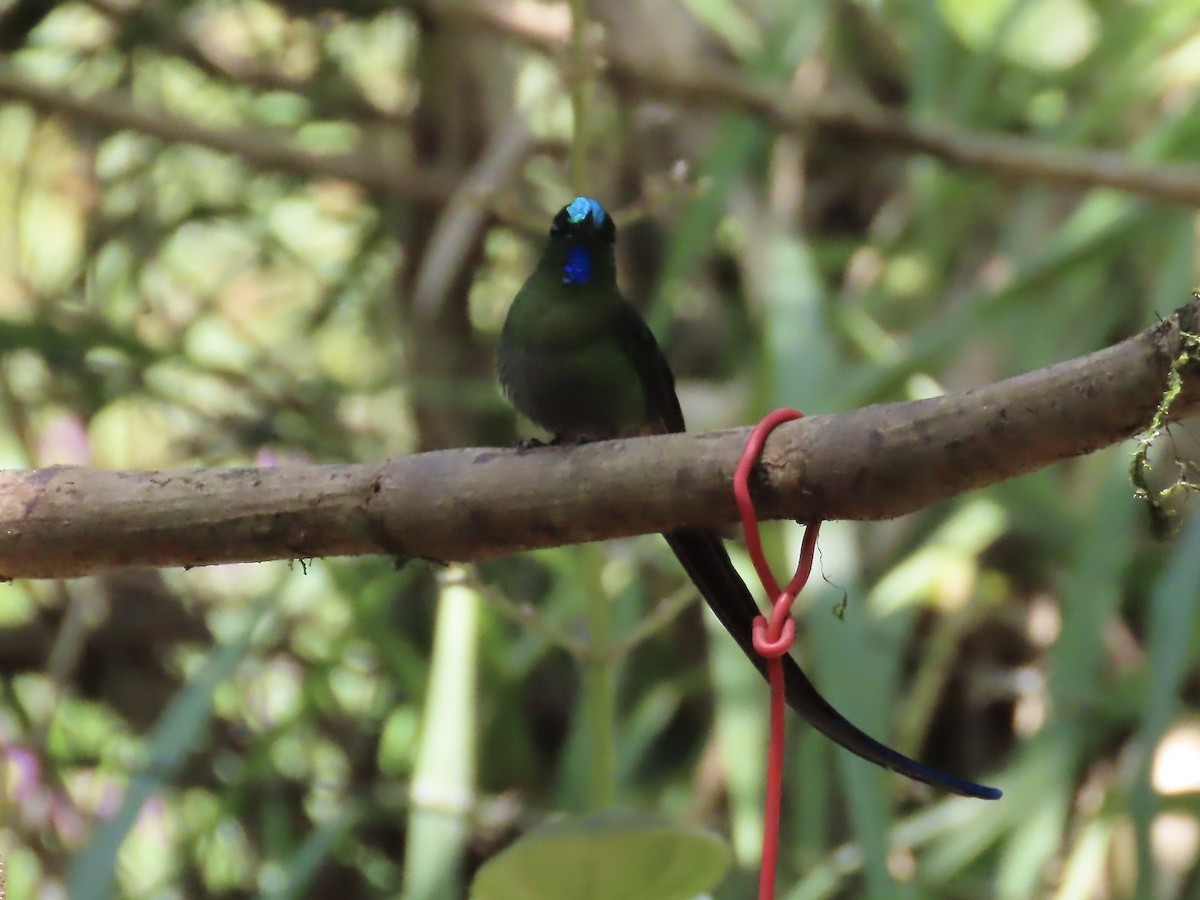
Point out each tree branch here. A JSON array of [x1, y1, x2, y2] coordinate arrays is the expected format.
[[440, 0, 1200, 207], [0, 68, 460, 201], [2, 298, 1198, 580]]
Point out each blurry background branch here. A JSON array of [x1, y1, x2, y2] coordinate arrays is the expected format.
[[3, 295, 1197, 580], [3, 1, 1200, 207], [0, 67, 461, 200]]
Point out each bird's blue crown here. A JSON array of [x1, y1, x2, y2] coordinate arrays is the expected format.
[[566, 196, 607, 225]]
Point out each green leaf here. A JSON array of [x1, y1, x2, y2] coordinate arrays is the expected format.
[[940, 0, 1098, 71], [67, 594, 272, 900], [470, 812, 731, 900]]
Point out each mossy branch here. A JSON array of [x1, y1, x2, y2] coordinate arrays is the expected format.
[[1130, 308, 1200, 536]]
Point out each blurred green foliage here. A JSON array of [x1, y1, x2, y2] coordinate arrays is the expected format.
[[1, 0, 1200, 897]]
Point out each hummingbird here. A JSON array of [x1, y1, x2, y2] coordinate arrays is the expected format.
[[498, 196, 1000, 800]]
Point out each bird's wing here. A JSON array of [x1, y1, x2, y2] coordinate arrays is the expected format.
[[615, 299, 685, 435]]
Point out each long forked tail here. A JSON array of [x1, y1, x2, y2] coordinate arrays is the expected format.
[[663, 527, 1002, 800]]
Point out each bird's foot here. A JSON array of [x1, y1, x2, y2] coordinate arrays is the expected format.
[[550, 434, 600, 448], [513, 434, 601, 452], [513, 436, 548, 452]]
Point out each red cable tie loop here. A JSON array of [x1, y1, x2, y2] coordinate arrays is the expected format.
[[733, 409, 803, 599], [787, 521, 821, 598], [735, 408, 818, 900], [752, 613, 795, 658]]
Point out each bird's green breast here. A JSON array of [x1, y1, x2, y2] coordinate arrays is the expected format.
[[498, 277, 650, 438]]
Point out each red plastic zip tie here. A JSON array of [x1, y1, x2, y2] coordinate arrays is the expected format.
[[733, 408, 821, 900]]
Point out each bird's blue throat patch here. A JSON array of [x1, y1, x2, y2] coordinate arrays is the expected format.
[[563, 244, 592, 284], [566, 196, 606, 225]]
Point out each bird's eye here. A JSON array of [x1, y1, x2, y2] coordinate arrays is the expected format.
[[550, 209, 569, 237]]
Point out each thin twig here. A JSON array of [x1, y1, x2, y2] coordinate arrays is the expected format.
[[442, 567, 585, 658], [411, 120, 538, 318], [565, 0, 592, 193], [610, 581, 698, 658]]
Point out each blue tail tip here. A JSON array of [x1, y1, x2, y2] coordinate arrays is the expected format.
[[900, 755, 1002, 799], [942, 774, 1002, 800]]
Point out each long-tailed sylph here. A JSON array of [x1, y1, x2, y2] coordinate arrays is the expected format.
[[498, 196, 1000, 799]]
